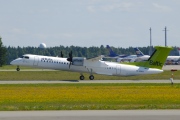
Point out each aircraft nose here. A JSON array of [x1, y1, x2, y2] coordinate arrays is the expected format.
[[10, 58, 21, 65], [10, 60, 17, 65]]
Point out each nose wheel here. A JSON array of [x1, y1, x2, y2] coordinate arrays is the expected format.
[[16, 66, 20, 71]]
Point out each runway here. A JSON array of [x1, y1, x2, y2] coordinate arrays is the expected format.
[[163, 65, 180, 70], [0, 80, 180, 84], [0, 110, 180, 120]]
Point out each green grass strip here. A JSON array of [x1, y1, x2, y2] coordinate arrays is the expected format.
[[0, 70, 179, 80]]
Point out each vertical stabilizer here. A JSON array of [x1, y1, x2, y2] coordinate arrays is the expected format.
[[134, 47, 144, 57], [126, 46, 172, 69], [178, 48, 180, 56], [106, 45, 118, 57]]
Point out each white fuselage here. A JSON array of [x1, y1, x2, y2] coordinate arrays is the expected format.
[[10, 54, 163, 77]]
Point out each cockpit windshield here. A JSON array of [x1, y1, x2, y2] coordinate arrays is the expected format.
[[21, 56, 29, 59]]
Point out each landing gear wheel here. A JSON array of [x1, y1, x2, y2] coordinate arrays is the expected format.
[[80, 75, 85, 80], [89, 75, 94, 80], [16, 68, 20, 71]]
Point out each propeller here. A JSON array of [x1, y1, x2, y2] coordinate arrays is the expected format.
[[67, 51, 73, 69], [60, 51, 64, 58]]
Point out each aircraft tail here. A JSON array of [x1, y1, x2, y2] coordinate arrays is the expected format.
[[178, 47, 180, 56], [134, 47, 144, 57], [126, 46, 172, 69], [106, 45, 118, 57]]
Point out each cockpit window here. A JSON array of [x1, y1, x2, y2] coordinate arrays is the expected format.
[[24, 56, 29, 59], [21, 56, 29, 59]]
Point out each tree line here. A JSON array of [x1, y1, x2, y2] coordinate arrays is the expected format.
[[0, 37, 179, 65], [5, 45, 179, 65]]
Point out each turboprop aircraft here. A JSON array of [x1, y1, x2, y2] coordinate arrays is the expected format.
[[10, 46, 172, 80]]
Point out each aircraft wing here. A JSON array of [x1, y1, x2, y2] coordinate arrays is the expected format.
[[86, 55, 104, 61]]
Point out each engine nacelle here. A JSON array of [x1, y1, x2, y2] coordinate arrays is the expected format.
[[72, 57, 85, 66]]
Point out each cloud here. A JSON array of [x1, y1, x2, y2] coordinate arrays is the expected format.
[[11, 28, 27, 34], [152, 3, 172, 12], [87, 6, 96, 13], [86, 1, 137, 13]]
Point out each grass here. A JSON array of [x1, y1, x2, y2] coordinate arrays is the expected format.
[[0, 65, 179, 80], [0, 70, 179, 80], [0, 83, 180, 110], [0, 65, 38, 70], [0, 65, 180, 111]]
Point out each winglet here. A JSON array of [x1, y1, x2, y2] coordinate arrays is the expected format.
[[125, 46, 172, 69]]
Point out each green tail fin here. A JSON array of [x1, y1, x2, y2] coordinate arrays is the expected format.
[[126, 46, 172, 69]]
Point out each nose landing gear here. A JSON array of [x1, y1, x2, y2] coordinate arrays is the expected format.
[[16, 66, 20, 71]]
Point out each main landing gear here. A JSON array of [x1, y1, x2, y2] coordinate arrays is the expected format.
[[80, 75, 85, 80], [89, 75, 94, 80], [79, 74, 94, 80]]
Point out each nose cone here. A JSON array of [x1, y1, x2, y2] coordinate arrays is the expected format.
[[10, 60, 17, 65], [10, 58, 21, 65]]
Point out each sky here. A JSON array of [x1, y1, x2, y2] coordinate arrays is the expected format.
[[0, 0, 180, 48]]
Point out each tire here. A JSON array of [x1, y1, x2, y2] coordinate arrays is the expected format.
[[80, 75, 84, 80], [89, 75, 94, 80], [16, 68, 20, 71]]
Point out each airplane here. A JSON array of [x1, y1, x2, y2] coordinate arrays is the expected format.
[[133, 47, 150, 62], [10, 46, 172, 80], [106, 45, 137, 62], [134, 47, 180, 64]]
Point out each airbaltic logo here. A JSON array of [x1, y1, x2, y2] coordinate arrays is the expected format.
[[149, 60, 163, 67]]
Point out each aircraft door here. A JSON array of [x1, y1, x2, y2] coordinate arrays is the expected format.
[[116, 65, 121, 75], [33, 56, 39, 66]]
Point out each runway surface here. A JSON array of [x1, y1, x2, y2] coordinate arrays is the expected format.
[[163, 65, 180, 70], [0, 110, 180, 120], [0, 80, 180, 84]]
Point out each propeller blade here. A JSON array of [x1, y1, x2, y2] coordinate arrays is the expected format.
[[69, 62, 72, 69], [69, 51, 72, 58], [60, 51, 63, 58], [67, 51, 73, 69]]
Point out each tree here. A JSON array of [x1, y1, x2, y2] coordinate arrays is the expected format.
[[0, 37, 7, 66]]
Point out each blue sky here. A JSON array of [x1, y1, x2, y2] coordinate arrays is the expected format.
[[0, 0, 180, 48]]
